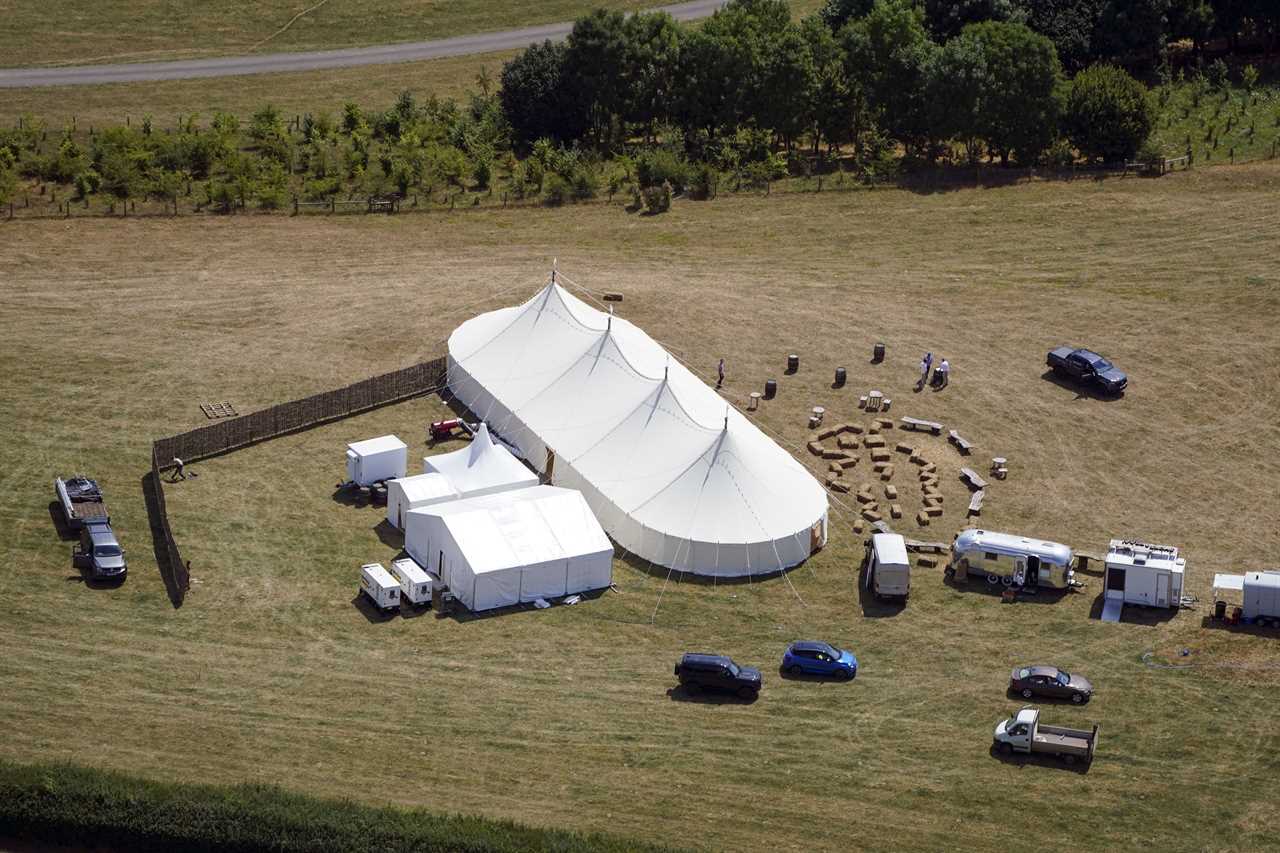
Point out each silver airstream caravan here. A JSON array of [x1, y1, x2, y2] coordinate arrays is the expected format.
[[948, 529, 1074, 589]]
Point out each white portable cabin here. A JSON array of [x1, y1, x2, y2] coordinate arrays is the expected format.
[[950, 528, 1074, 589], [1213, 570, 1280, 623], [359, 562, 400, 611], [423, 422, 538, 499], [866, 533, 910, 598], [389, 556, 438, 606], [404, 485, 613, 612], [1102, 539, 1185, 621], [346, 435, 408, 487], [385, 473, 458, 530]]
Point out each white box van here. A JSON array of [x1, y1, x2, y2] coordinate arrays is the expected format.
[[359, 562, 401, 611], [866, 533, 910, 599], [389, 557, 438, 606], [346, 435, 408, 487]]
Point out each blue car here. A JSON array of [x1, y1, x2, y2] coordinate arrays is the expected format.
[[782, 641, 857, 679]]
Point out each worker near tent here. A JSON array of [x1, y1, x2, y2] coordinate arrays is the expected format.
[[717, 358, 725, 389]]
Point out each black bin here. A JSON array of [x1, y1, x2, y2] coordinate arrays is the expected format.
[[764, 379, 778, 399], [1214, 600, 1227, 620], [786, 353, 800, 373], [834, 367, 847, 387], [872, 342, 886, 363]]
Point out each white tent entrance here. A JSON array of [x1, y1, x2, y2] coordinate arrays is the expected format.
[[447, 278, 828, 578]]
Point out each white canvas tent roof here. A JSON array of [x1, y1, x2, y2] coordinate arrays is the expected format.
[[423, 422, 539, 498], [406, 485, 613, 611], [386, 473, 459, 529], [446, 279, 828, 577]]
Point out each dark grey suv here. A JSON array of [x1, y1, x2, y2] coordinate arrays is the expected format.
[[674, 653, 762, 698]]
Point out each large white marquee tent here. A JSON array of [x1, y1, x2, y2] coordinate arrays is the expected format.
[[446, 279, 828, 577]]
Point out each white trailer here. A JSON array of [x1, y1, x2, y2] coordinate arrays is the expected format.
[[1101, 539, 1185, 622], [359, 562, 401, 612], [866, 533, 910, 599], [346, 435, 408, 487], [1213, 570, 1280, 627], [389, 556, 438, 606]]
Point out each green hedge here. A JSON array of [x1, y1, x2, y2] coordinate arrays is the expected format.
[[0, 760, 683, 853]]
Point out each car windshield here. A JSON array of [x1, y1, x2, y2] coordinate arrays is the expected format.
[[1017, 668, 1031, 679], [826, 646, 842, 658], [726, 661, 740, 676], [95, 545, 121, 557], [1056, 671, 1070, 685]]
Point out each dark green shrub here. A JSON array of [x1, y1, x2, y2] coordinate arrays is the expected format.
[[570, 168, 597, 200], [544, 174, 569, 205], [634, 148, 688, 191], [1063, 64, 1154, 163]]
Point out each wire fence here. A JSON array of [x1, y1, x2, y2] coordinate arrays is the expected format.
[[146, 354, 448, 605]]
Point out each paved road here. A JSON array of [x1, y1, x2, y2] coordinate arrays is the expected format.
[[0, 0, 723, 88]]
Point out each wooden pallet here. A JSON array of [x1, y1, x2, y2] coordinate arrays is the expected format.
[[200, 401, 238, 419]]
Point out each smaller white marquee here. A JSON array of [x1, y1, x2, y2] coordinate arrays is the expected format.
[[404, 485, 613, 612], [385, 473, 459, 530], [423, 422, 539, 499]]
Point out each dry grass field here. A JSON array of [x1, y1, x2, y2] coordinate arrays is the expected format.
[[2, 164, 1280, 852]]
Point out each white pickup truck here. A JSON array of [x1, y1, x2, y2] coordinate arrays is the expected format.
[[993, 707, 1098, 766]]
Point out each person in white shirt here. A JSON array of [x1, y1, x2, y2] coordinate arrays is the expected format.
[[935, 359, 950, 389]]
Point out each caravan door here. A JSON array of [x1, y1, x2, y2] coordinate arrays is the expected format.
[[1106, 567, 1125, 600], [1156, 572, 1170, 608]]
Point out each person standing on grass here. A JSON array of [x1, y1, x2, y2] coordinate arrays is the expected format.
[[937, 359, 950, 389], [918, 355, 930, 390], [717, 358, 726, 389], [172, 457, 186, 481]]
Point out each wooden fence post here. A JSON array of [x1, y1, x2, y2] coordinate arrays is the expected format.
[[293, 196, 298, 215]]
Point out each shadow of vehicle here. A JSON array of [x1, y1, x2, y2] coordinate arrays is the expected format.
[[666, 684, 759, 704], [1199, 615, 1280, 635], [1039, 369, 1125, 402], [1004, 687, 1090, 706], [332, 483, 371, 507], [988, 742, 1090, 774], [858, 551, 906, 618], [48, 501, 77, 541], [778, 665, 855, 683], [944, 571, 1071, 606], [1088, 593, 1179, 625], [351, 592, 398, 624]]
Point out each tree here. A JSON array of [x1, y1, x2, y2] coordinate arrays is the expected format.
[[927, 28, 993, 161], [759, 23, 817, 149], [842, 0, 939, 158], [965, 20, 1062, 165], [819, 0, 876, 31], [671, 28, 739, 147], [1063, 63, 1154, 163], [623, 12, 682, 140], [923, 0, 1021, 40], [1093, 0, 1172, 67], [800, 15, 859, 154], [499, 40, 585, 149], [564, 9, 632, 148], [1013, 0, 1104, 71]]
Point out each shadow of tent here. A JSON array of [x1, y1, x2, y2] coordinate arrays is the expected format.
[[373, 518, 404, 550], [614, 548, 792, 587], [140, 470, 185, 609]]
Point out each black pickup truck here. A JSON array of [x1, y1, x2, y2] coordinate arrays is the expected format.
[[1046, 347, 1128, 394]]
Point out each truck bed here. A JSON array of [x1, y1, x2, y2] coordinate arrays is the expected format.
[[1033, 724, 1096, 756], [56, 477, 110, 528]]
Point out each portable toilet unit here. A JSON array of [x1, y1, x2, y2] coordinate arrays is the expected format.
[[359, 562, 401, 611], [1102, 539, 1185, 620], [1243, 571, 1280, 622], [385, 473, 459, 530], [389, 556, 438, 606], [346, 435, 408, 487], [866, 533, 910, 599]]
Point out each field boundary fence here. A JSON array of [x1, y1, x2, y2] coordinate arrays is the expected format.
[[146, 354, 448, 605]]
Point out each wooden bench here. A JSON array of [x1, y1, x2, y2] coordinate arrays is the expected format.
[[967, 490, 986, 516], [872, 520, 894, 535], [960, 467, 989, 491], [905, 539, 948, 554], [948, 430, 974, 455], [900, 417, 943, 435]]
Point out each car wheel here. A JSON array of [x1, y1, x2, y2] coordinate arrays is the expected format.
[[840, 669, 854, 681], [986, 574, 1000, 585], [788, 664, 803, 676], [738, 687, 757, 699], [1001, 576, 1014, 587], [685, 682, 700, 695], [1063, 754, 1077, 766], [1021, 688, 1034, 699], [999, 742, 1013, 755], [1071, 693, 1085, 704]]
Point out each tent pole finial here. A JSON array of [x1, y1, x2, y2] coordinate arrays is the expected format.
[[551, 257, 557, 283], [607, 304, 613, 331]]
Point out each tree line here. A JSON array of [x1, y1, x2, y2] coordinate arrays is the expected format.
[[501, 0, 1277, 167]]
